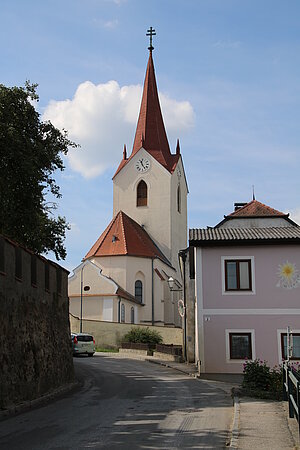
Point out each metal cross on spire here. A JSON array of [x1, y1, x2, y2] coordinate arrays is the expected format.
[[146, 26, 156, 51]]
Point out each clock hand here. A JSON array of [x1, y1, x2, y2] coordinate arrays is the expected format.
[[140, 160, 145, 169]]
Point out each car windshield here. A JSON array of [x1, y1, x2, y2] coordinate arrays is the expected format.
[[77, 335, 93, 342]]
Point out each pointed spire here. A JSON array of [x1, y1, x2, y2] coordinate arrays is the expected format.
[[123, 144, 127, 160], [131, 47, 172, 167], [176, 139, 180, 155], [252, 185, 256, 201]]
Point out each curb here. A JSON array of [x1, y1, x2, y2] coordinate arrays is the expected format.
[[228, 394, 240, 449], [0, 381, 79, 421], [146, 358, 198, 378]]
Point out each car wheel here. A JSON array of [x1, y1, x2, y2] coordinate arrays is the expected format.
[[87, 353, 94, 357]]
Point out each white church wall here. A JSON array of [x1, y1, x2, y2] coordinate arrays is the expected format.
[[113, 149, 172, 261]]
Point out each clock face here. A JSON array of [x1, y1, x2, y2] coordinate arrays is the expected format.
[[135, 157, 150, 173], [177, 167, 182, 178]]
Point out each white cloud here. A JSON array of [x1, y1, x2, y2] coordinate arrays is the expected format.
[[289, 208, 300, 226], [43, 80, 194, 178], [92, 18, 119, 29]]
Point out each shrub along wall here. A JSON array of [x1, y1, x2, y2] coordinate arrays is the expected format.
[[70, 314, 183, 348], [0, 236, 74, 409]]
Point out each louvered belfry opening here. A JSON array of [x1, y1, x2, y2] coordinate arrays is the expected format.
[[137, 180, 147, 207]]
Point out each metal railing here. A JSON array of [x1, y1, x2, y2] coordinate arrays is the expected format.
[[283, 361, 300, 436]]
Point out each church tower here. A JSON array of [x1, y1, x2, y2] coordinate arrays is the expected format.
[[69, 30, 188, 328], [113, 32, 188, 271]]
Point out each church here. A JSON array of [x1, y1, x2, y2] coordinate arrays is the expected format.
[[69, 33, 188, 328]]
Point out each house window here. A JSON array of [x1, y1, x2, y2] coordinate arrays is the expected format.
[[177, 185, 181, 213], [137, 180, 147, 207], [121, 304, 125, 323], [45, 262, 50, 291], [225, 259, 252, 291], [15, 247, 22, 280], [0, 237, 4, 273], [31, 255, 37, 286], [131, 307, 135, 324], [135, 280, 143, 303], [229, 332, 252, 359], [281, 333, 300, 360]]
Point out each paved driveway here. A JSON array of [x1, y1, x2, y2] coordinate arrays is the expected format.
[[0, 355, 233, 449]]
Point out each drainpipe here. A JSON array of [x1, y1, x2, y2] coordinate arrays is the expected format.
[[151, 258, 154, 326], [179, 249, 187, 362], [118, 297, 121, 323]]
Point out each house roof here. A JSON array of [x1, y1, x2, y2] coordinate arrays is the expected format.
[[214, 199, 298, 228], [113, 50, 179, 178], [85, 210, 171, 265], [228, 200, 287, 218], [189, 226, 300, 247]]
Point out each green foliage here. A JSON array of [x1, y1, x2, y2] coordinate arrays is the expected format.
[[123, 327, 163, 346], [242, 359, 283, 399], [0, 82, 78, 259]]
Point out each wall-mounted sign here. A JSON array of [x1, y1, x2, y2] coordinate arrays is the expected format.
[[277, 261, 300, 290], [178, 299, 185, 317]]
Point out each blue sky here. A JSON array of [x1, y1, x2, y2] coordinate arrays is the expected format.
[[1, 0, 300, 271]]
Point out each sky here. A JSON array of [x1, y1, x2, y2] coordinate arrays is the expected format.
[[1, 0, 300, 271]]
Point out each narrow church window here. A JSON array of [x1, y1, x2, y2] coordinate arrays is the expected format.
[[135, 280, 143, 303], [177, 185, 181, 213], [121, 304, 125, 323], [131, 307, 135, 324], [137, 180, 147, 207]]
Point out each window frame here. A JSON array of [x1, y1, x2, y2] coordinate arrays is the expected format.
[[135, 280, 143, 303], [177, 184, 181, 213], [225, 329, 255, 363], [136, 180, 148, 207], [221, 256, 255, 296], [131, 307, 135, 324], [225, 259, 252, 291], [280, 333, 300, 361], [121, 304, 125, 323], [229, 332, 252, 360]]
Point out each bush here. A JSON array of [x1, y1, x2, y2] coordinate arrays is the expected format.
[[242, 359, 283, 400], [123, 327, 163, 346]]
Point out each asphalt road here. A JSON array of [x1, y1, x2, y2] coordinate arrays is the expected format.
[[0, 356, 233, 449]]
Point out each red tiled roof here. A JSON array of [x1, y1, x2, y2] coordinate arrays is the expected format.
[[113, 51, 179, 178], [85, 210, 170, 264], [228, 200, 287, 218]]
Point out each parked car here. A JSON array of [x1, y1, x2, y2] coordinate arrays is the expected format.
[[71, 333, 95, 357]]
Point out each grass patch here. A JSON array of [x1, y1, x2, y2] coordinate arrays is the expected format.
[[96, 347, 119, 353]]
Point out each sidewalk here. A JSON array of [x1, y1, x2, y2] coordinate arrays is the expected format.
[[149, 359, 299, 449], [98, 353, 299, 449]]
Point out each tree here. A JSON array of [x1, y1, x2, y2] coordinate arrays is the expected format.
[[0, 82, 77, 260]]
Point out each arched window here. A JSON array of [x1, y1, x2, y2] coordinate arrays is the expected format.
[[131, 307, 135, 324], [135, 280, 143, 303], [137, 180, 147, 207], [177, 185, 181, 213], [121, 304, 125, 323]]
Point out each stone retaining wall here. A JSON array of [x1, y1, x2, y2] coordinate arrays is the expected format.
[[70, 314, 183, 348], [0, 235, 74, 409]]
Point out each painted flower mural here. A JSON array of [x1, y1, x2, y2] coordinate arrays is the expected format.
[[277, 261, 300, 289]]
